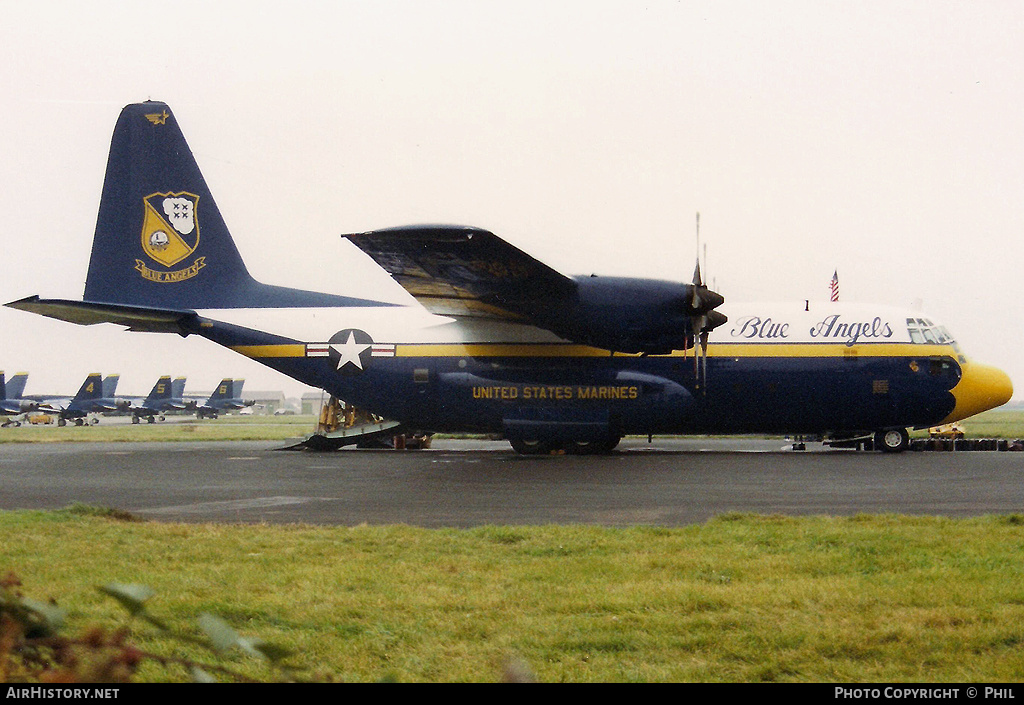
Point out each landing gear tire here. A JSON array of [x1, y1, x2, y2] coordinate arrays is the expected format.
[[509, 439, 555, 455], [566, 436, 622, 455], [510, 436, 622, 455], [875, 428, 910, 453], [58, 418, 67, 427]]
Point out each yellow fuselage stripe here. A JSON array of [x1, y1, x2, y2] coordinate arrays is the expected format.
[[231, 344, 307, 358]]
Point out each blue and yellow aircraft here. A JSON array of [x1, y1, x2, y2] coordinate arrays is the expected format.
[[34, 373, 130, 426], [130, 375, 187, 423], [0, 372, 33, 426], [195, 379, 248, 419], [6, 102, 1014, 452]]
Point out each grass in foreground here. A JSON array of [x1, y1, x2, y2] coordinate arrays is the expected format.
[[4, 508, 1024, 682]]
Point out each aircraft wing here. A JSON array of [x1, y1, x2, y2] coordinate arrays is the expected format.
[[343, 225, 578, 321], [92, 401, 124, 412], [35, 400, 69, 413]]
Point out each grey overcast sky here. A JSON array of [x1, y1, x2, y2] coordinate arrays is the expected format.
[[1, 0, 1021, 401]]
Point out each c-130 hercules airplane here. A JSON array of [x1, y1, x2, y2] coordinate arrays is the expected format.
[[7, 102, 1013, 453]]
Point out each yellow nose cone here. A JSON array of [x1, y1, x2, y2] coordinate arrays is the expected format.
[[943, 360, 1014, 423]]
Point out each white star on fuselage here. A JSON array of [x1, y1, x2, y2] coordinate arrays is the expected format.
[[331, 332, 371, 370]]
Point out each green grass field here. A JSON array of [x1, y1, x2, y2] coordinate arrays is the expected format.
[[948, 409, 1024, 440], [0, 414, 320, 443], [4, 409, 1024, 682], [4, 509, 1024, 682]]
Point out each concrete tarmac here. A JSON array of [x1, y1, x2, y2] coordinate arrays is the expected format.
[[1, 438, 1022, 526]]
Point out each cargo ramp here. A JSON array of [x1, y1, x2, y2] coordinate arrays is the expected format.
[[281, 396, 429, 451]]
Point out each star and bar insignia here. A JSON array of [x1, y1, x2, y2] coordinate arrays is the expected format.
[[306, 330, 395, 375]]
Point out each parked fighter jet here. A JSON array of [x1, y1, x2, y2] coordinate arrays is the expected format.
[[195, 379, 248, 419], [131, 375, 187, 423], [0, 372, 33, 426], [40, 373, 130, 426]]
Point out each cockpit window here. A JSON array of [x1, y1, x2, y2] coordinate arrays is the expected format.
[[906, 318, 957, 346]]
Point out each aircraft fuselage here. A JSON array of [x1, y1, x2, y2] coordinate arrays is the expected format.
[[9, 101, 1012, 452], [190, 301, 987, 443]]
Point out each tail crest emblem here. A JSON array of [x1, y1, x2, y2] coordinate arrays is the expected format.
[[135, 192, 207, 283]]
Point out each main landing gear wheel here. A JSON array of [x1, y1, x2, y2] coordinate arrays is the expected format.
[[875, 428, 910, 453], [565, 436, 622, 455], [509, 436, 622, 455], [509, 439, 555, 455]]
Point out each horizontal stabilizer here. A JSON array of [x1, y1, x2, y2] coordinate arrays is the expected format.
[[6, 296, 194, 333]]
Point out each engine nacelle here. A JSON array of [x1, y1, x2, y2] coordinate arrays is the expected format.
[[522, 275, 725, 354]]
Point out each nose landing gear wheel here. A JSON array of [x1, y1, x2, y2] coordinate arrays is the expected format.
[[875, 428, 910, 453]]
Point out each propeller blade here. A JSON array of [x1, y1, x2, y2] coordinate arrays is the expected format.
[[700, 329, 709, 391], [705, 309, 729, 332], [692, 313, 705, 389], [690, 260, 703, 309]]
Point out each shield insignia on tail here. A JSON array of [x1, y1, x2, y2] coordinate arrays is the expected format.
[[140, 192, 201, 267]]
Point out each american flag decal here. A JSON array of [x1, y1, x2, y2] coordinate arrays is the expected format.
[[830, 270, 840, 302]]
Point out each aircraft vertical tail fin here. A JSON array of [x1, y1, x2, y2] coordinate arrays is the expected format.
[[6, 373, 28, 400], [144, 376, 173, 405], [171, 377, 187, 400], [102, 374, 120, 398], [209, 378, 233, 404], [74, 374, 105, 402], [232, 379, 245, 400], [81, 102, 386, 312]]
